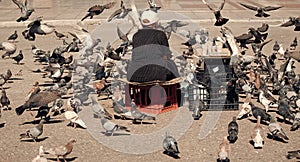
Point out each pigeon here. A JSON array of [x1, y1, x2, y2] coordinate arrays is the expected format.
[[0, 69, 12, 87], [12, 0, 35, 22], [248, 27, 269, 44], [268, 116, 289, 140], [228, 117, 238, 143], [273, 41, 280, 52], [217, 136, 230, 161], [291, 111, 300, 131], [130, 99, 156, 123], [54, 31, 67, 39], [0, 89, 10, 110], [32, 146, 47, 162], [100, 116, 130, 136], [202, 0, 228, 26], [51, 98, 64, 115], [234, 32, 254, 49], [237, 101, 252, 119], [251, 116, 265, 148], [191, 99, 204, 120], [290, 37, 298, 50], [64, 110, 87, 129], [148, 0, 161, 12], [280, 17, 300, 31], [20, 120, 44, 142], [277, 99, 295, 123], [11, 50, 23, 64], [25, 82, 41, 101], [23, 17, 55, 41], [258, 89, 277, 112], [81, 2, 116, 21], [35, 105, 50, 120], [112, 97, 132, 118], [0, 41, 17, 59], [163, 132, 180, 158], [107, 0, 132, 22], [44, 139, 76, 162], [91, 96, 113, 120], [239, 3, 283, 17], [286, 150, 300, 159], [15, 90, 62, 115], [8, 30, 18, 42], [252, 106, 271, 123]]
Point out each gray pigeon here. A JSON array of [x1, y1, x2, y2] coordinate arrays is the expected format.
[[91, 96, 113, 120], [0, 89, 10, 110], [278, 99, 294, 123], [163, 132, 180, 158], [280, 17, 300, 31], [20, 120, 44, 142], [286, 150, 300, 159], [100, 116, 130, 136], [252, 106, 271, 122], [130, 99, 156, 123], [191, 99, 204, 120], [112, 97, 132, 118], [12, 0, 35, 22], [268, 116, 289, 140]]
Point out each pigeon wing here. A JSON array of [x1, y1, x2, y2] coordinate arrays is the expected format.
[[202, 0, 215, 12], [239, 3, 258, 11], [263, 6, 283, 11], [103, 1, 116, 9], [257, 23, 269, 32], [12, 0, 25, 11], [219, 0, 225, 11], [107, 9, 122, 22], [280, 20, 294, 27], [88, 5, 104, 12], [235, 33, 253, 40]]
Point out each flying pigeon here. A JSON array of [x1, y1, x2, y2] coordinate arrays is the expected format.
[[12, 0, 35, 22], [239, 3, 283, 17], [280, 17, 300, 31], [107, 0, 132, 22], [81, 2, 116, 21], [202, 0, 228, 26]]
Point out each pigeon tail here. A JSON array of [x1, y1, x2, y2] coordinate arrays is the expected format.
[[81, 13, 90, 21], [15, 105, 26, 115]]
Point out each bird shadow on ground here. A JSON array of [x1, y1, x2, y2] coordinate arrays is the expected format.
[[163, 151, 180, 159], [66, 122, 86, 129], [12, 63, 25, 65], [47, 157, 77, 162], [0, 86, 11, 90], [0, 122, 5, 128], [8, 78, 24, 81], [267, 133, 289, 143], [98, 96, 112, 100], [19, 119, 64, 125], [39, 83, 55, 87], [248, 118, 269, 126], [276, 117, 293, 125], [237, 115, 249, 120], [20, 137, 48, 143], [249, 140, 264, 149], [100, 132, 131, 136], [132, 120, 156, 125], [217, 158, 230, 162]]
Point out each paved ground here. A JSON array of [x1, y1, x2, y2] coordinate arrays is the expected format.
[[0, 0, 299, 162]]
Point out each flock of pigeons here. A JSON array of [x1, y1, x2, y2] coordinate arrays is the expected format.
[[0, 0, 299, 161]]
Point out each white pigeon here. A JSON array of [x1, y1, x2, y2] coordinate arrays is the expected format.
[[237, 102, 252, 119], [64, 110, 87, 129], [32, 146, 47, 162]]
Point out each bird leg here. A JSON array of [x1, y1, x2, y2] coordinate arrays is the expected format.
[[74, 122, 77, 129], [56, 156, 60, 162]]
